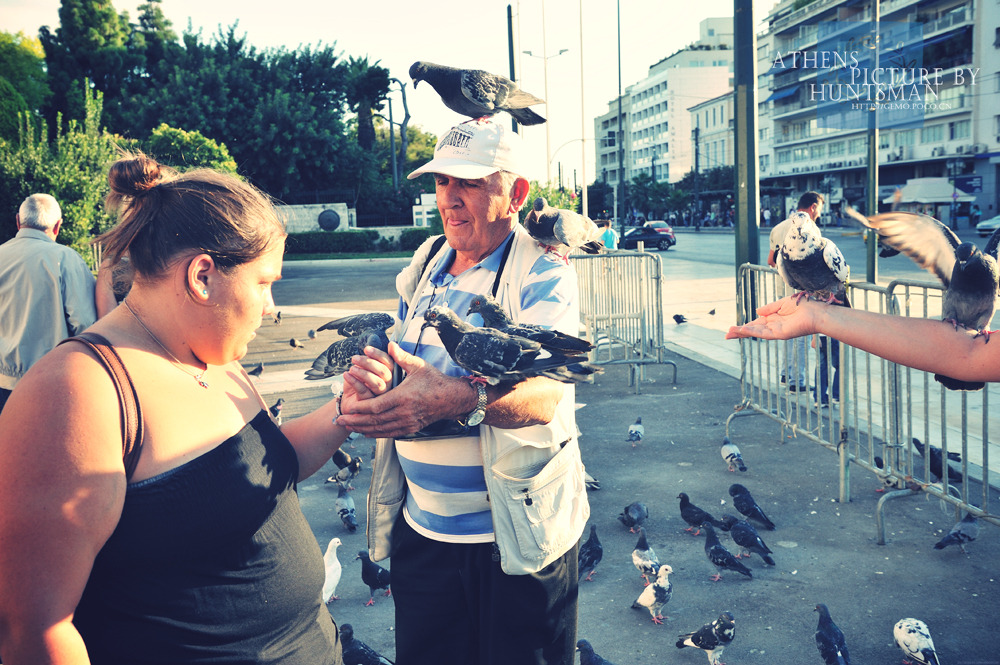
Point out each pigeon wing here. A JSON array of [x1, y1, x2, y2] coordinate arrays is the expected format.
[[460, 69, 504, 112], [822, 237, 850, 285], [318, 312, 393, 337], [845, 208, 959, 286]]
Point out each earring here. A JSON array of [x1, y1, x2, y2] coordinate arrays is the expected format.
[[202, 289, 208, 296]]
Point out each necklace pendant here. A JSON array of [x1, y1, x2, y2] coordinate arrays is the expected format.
[[195, 374, 209, 389]]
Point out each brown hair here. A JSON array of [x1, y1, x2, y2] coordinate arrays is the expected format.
[[97, 153, 285, 279], [796, 191, 825, 211]]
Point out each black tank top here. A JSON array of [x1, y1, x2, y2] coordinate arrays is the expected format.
[[74, 410, 340, 664]]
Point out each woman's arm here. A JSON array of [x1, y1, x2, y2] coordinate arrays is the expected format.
[[94, 259, 119, 320]]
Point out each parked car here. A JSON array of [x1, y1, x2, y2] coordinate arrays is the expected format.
[[975, 214, 1000, 237], [620, 221, 676, 251]]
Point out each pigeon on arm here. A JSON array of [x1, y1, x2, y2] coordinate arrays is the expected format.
[[466, 293, 594, 354], [777, 211, 851, 307], [409, 61, 546, 125]]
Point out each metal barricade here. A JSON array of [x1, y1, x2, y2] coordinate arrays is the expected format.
[[729, 263, 998, 543], [571, 250, 675, 394]]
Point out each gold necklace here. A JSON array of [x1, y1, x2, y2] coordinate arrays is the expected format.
[[122, 298, 210, 389]]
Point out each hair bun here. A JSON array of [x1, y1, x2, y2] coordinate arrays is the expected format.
[[107, 153, 164, 197]]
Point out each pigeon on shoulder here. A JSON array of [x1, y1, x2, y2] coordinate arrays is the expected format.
[[523, 197, 604, 258], [410, 61, 546, 126]]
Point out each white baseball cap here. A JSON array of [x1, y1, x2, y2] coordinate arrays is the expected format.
[[407, 119, 525, 180]]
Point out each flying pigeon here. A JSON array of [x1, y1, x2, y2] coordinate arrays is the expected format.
[[246, 362, 264, 378], [335, 485, 358, 533], [675, 611, 736, 665], [339, 623, 394, 665], [777, 210, 851, 306], [814, 603, 851, 665], [631, 527, 661, 585], [728, 483, 776, 530], [719, 515, 775, 565], [318, 312, 395, 338], [410, 61, 546, 125], [356, 551, 391, 606], [522, 197, 604, 257], [322, 537, 343, 603], [673, 314, 687, 324], [289, 337, 306, 348], [327, 448, 363, 490], [578, 524, 603, 582], [912, 438, 963, 484], [720, 436, 747, 472], [618, 501, 649, 533], [677, 492, 726, 535], [702, 523, 752, 581], [845, 207, 1000, 390], [627, 417, 644, 447], [268, 397, 285, 424], [934, 512, 979, 553], [421, 305, 597, 385], [632, 564, 673, 624], [894, 618, 941, 665], [576, 639, 618, 665], [466, 293, 594, 355], [305, 328, 391, 380]]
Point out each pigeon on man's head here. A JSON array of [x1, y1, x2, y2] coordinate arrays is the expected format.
[[702, 524, 752, 581], [467, 293, 593, 355], [335, 485, 358, 533], [618, 501, 649, 533], [777, 210, 851, 306], [322, 537, 343, 603], [675, 611, 736, 665], [631, 527, 660, 585], [845, 206, 1000, 390], [673, 313, 688, 324], [522, 197, 604, 258], [578, 524, 603, 582], [893, 618, 940, 665], [627, 417, 644, 447], [814, 603, 851, 665], [728, 483, 776, 530], [632, 564, 673, 624], [912, 438, 963, 484], [356, 551, 391, 606], [934, 512, 979, 553], [576, 639, 618, 665], [305, 313, 393, 381], [677, 492, 726, 535], [719, 515, 775, 565], [339, 623, 394, 665], [720, 436, 747, 472], [409, 61, 546, 125], [246, 362, 264, 378]]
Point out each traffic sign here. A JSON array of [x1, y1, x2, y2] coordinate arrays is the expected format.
[[954, 175, 983, 194]]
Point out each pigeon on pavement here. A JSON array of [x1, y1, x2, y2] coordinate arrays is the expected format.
[[618, 501, 649, 533], [632, 564, 673, 624], [702, 524, 752, 581], [720, 436, 747, 472], [675, 611, 736, 665], [578, 524, 603, 582], [729, 483, 776, 530], [246, 362, 264, 378], [673, 313, 688, 324], [631, 527, 660, 585], [522, 197, 604, 257], [272, 311, 282, 325], [322, 537, 343, 603], [845, 207, 1000, 390], [466, 293, 594, 355], [268, 397, 285, 425], [815, 604, 851, 665], [627, 417, 644, 447], [677, 492, 726, 535], [356, 551, 391, 606], [335, 485, 358, 533], [584, 470, 601, 491], [912, 438, 963, 484], [340, 623, 395, 665], [873, 455, 906, 492], [777, 210, 851, 306], [289, 337, 306, 348], [409, 61, 546, 125], [576, 639, 618, 665], [308, 329, 317, 340], [318, 312, 395, 338], [327, 448, 363, 490], [934, 512, 979, 553], [719, 515, 775, 565], [893, 618, 941, 665]]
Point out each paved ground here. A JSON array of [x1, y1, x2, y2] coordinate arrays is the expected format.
[[242, 258, 1000, 664]]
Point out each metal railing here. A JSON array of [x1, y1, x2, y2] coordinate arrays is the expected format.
[[729, 264, 998, 544]]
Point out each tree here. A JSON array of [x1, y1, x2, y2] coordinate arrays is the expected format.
[[0, 31, 52, 115], [344, 56, 390, 151], [142, 123, 238, 173], [0, 78, 30, 143], [521, 182, 580, 220]]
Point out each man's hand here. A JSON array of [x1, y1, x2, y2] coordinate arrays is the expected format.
[[340, 344, 394, 413]]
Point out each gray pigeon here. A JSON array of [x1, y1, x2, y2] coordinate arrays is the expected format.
[[729, 483, 776, 530], [934, 512, 979, 553], [246, 362, 264, 378], [627, 417, 644, 447], [409, 61, 546, 125], [912, 437, 963, 484], [305, 326, 391, 380], [318, 312, 395, 338], [340, 623, 394, 665], [719, 515, 775, 565], [702, 524, 752, 581], [631, 526, 660, 584], [326, 448, 363, 490], [618, 501, 649, 533], [578, 524, 603, 582], [720, 436, 747, 472], [466, 293, 594, 354], [576, 639, 618, 665], [632, 564, 673, 624], [893, 618, 940, 665], [268, 397, 285, 424], [845, 207, 1000, 390], [356, 551, 391, 606], [676, 611, 736, 665], [814, 603, 851, 665], [289, 337, 306, 348], [777, 210, 851, 306], [335, 485, 358, 533], [523, 197, 604, 257]]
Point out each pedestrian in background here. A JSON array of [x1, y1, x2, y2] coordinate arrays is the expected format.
[[598, 219, 619, 250]]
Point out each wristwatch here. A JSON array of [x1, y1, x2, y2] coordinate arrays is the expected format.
[[461, 382, 488, 427]]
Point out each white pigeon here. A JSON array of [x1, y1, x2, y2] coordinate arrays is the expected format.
[[627, 417, 644, 448], [894, 618, 940, 665], [777, 210, 851, 306], [322, 537, 343, 603], [720, 436, 747, 472], [632, 564, 673, 624]]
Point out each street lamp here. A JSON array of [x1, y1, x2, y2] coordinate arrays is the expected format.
[[523, 37, 569, 184]]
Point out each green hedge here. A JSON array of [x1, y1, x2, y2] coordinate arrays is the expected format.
[[285, 230, 381, 254], [399, 228, 435, 251]]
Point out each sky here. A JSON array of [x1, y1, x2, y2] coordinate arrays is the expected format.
[[1, 0, 764, 186]]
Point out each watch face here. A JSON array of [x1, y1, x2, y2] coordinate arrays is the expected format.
[[467, 410, 485, 427]]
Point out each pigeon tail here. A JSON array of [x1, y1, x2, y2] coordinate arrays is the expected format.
[[508, 106, 546, 126]]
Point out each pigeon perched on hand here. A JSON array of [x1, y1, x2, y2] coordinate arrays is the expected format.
[[305, 313, 393, 380], [814, 603, 851, 665], [912, 438, 963, 484], [893, 618, 940, 665], [335, 485, 358, 533], [677, 492, 726, 535], [356, 551, 391, 606], [729, 483, 776, 530], [676, 611, 736, 665], [409, 61, 546, 125], [845, 207, 1000, 390], [934, 512, 979, 553], [327, 448, 363, 490], [340, 623, 394, 665], [627, 417, 644, 447], [632, 564, 673, 624], [720, 436, 747, 472], [322, 537, 343, 603], [777, 210, 851, 306], [631, 527, 660, 585], [702, 523, 752, 581], [719, 515, 775, 565], [578, 524, 603, 582], [466, 293, 594, 355], [618, 501, 649, 533], [522, 197, 604, 258], [576, 639, 618, 665]]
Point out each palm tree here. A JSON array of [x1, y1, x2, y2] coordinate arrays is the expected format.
[[344, 56, 390, 151]]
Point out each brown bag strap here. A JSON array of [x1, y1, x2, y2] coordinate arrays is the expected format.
[[59, 332, 144, 480]]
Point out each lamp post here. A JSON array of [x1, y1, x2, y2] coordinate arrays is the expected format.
[[523, 17, 568, 186]]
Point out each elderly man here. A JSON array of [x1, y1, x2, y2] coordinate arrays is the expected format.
[[0, 194, 96, 413], [338, 119, 588, 665]]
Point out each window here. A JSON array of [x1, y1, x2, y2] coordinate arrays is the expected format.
[[894, 130, 914, 146], [793, 146, 809, 161], [849, 138, 866, 154], [759, 127, 769, 142], [811, 144, 825, 159], [921, 125, 943, 143], [879, 133, 890, 150], [777, 149, 791, 164], [949, 119, 970, 140], [828, 141, 845, 156], [760, 154, 770, 171], [708, 28, 715, 36]]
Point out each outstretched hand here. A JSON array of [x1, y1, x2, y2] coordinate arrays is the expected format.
[[726, 295, 822, 341], [339, 344, 394, 413]]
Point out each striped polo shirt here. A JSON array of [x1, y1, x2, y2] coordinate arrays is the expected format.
[[395, 231, 579, 543]]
